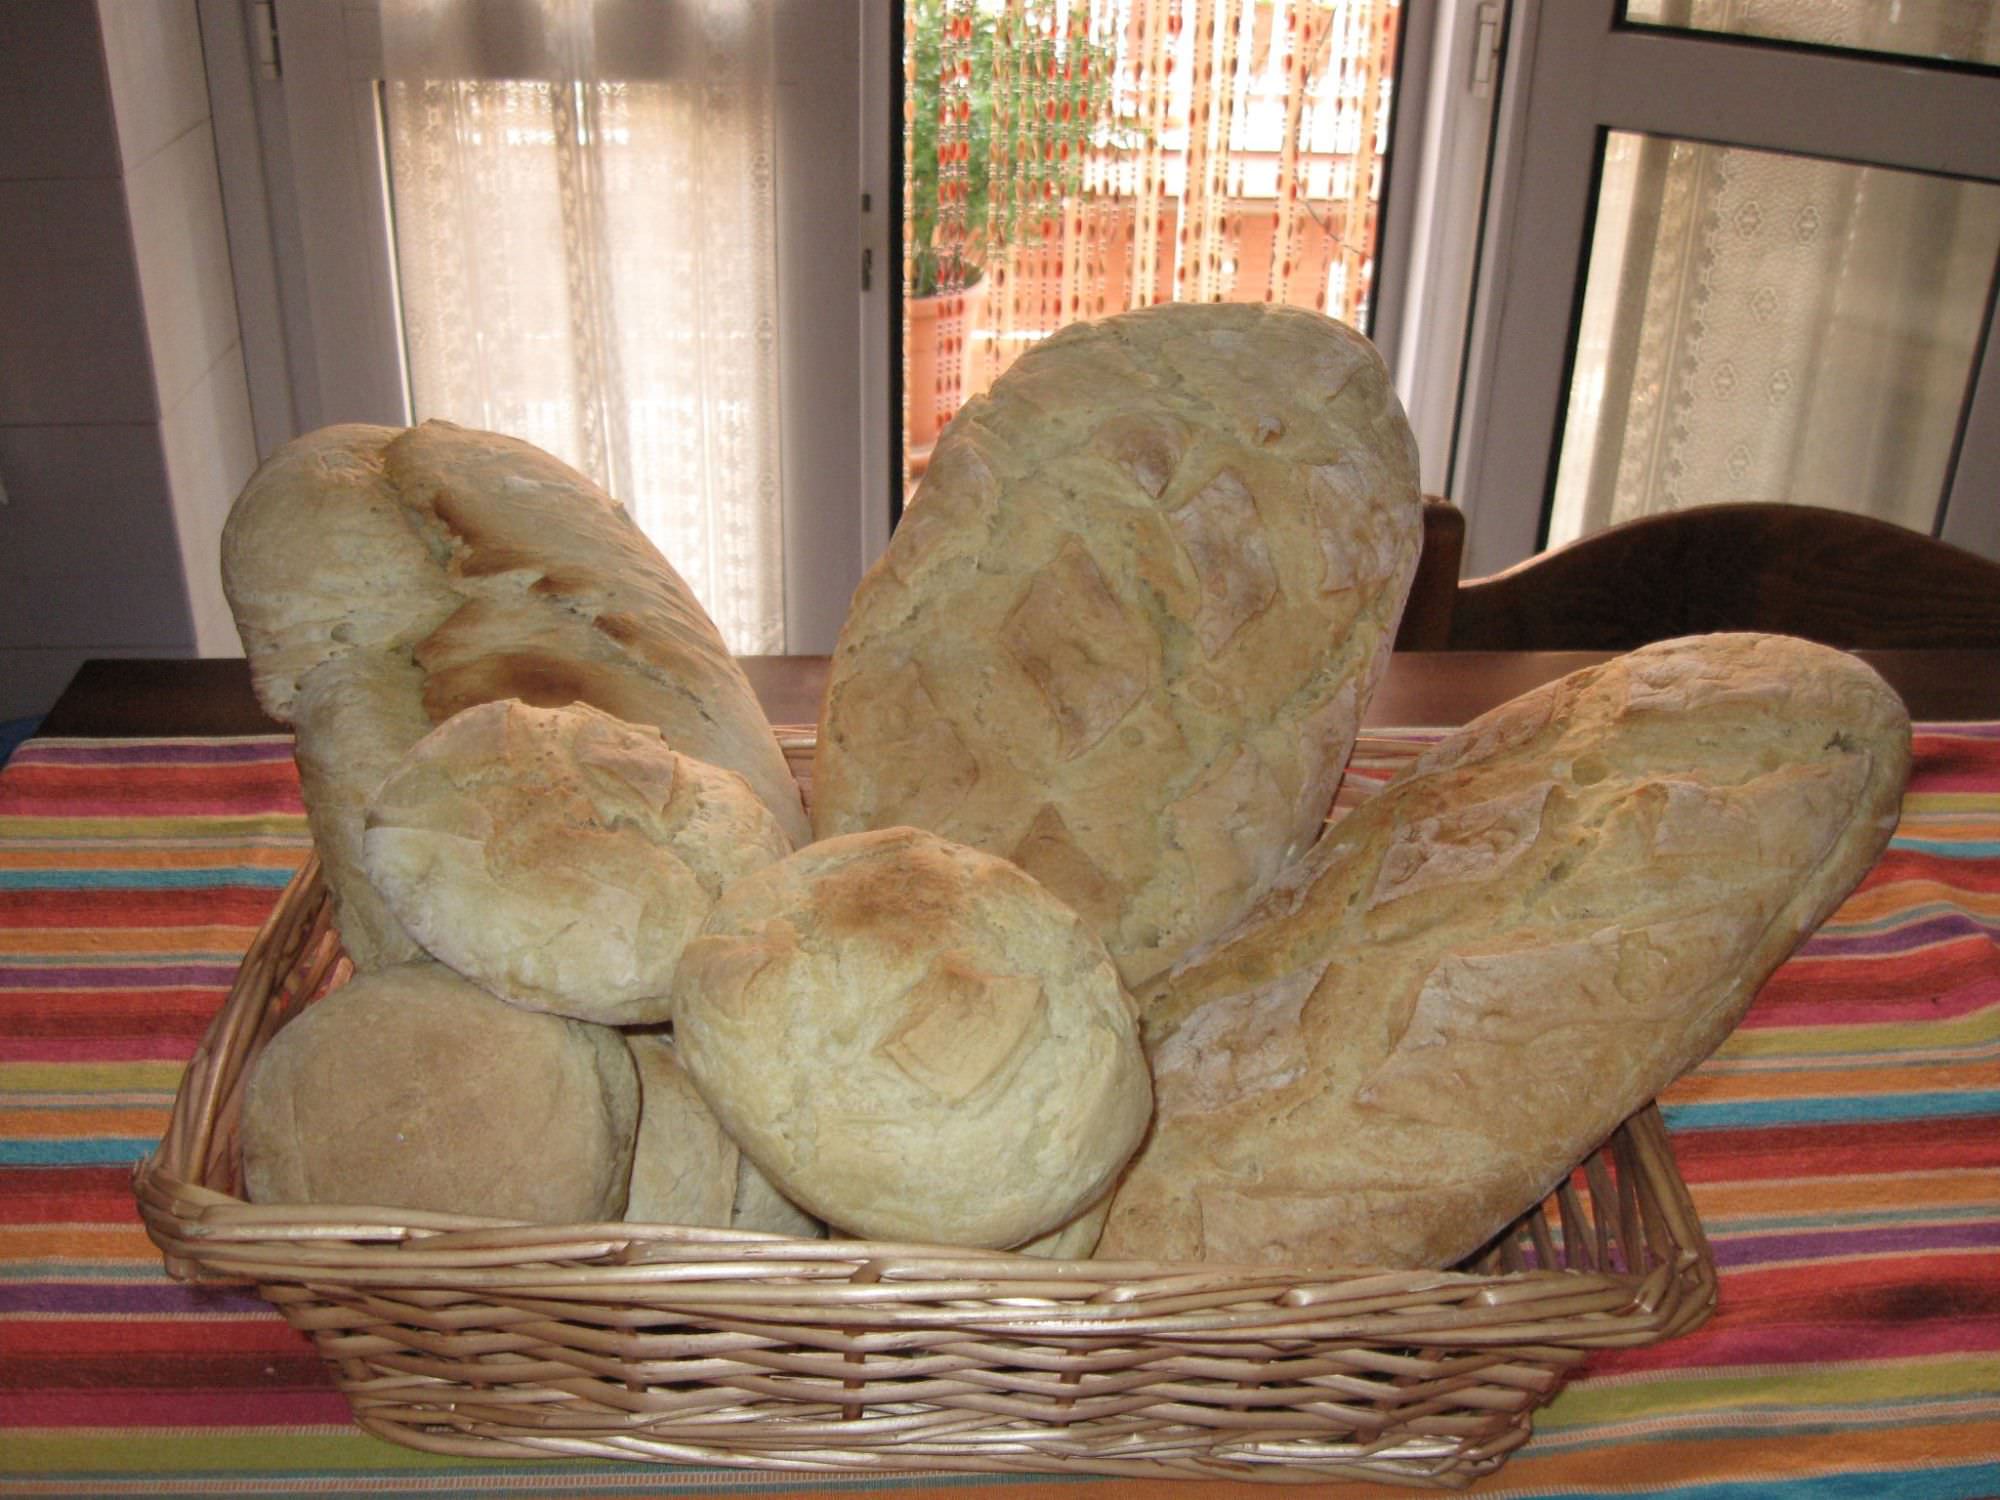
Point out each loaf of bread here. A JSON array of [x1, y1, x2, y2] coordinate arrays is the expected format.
[[240, 960, 640, 1222], [287, 652, 440, 973], [671, 826, 1153, 1248], [1100, 634, 1911, 1269], [624, 1034, 822, 1236], [220, 421, 808, 970], [813, 303, 1422, 987], [1016, 1193, 1113, 1259], [361, 700, 793, 1024]]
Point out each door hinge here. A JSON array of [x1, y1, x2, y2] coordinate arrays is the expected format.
[[861, 193, 875, 291], [1470, 1, 1503, 100], [251, 0, 282, 80]]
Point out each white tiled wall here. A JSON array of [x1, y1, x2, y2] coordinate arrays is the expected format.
[[97, 0, 211, 168], [103, 0, 258, 660], [126, 119, 242, 416], [0, 0, 259, 721]]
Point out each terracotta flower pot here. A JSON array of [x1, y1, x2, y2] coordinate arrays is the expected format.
[[905, 279, 988, 455]]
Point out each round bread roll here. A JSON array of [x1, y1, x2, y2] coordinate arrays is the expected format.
[[361, 700, 793, 1024], [813, 302, 1422, 989], [624, 1033, 821, 1237], [241, 960, 639, 1222], [671, 827, 1152, 1249]]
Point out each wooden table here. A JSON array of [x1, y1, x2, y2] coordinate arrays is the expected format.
[[39, 648, 2000, 737]]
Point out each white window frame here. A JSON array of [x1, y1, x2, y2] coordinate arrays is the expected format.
[[1445, 0, 2000, 577], [1371, 0, 1509, 502], [213, 0, 1995, 617]]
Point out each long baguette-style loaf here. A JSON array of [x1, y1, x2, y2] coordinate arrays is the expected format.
[[221, 421, 806, 969], [1100, 634, 1912, 1269], [813, 303, 1423, 987]]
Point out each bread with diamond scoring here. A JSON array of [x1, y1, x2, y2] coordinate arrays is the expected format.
[[812, 302, 1422, 988], [1099, 633, 1912, 1269], [671, 825, 1153, 1249], [362, 699, 792, 1025]]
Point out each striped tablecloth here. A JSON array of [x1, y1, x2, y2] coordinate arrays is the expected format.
[[3, 730, 1996, 1498]]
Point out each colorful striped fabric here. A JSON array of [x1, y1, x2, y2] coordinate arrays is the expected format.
[[2, 729, 1996, 1499]]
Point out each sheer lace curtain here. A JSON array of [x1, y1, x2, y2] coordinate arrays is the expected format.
[[1549, 0, 2000, 548], [380, 0, 786, 653]]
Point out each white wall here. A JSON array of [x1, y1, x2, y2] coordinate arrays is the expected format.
[[100, 0, 260, 657], [0, 0, 260, 721]]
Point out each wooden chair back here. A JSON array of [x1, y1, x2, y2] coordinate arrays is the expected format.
[[1408, 502, 2000, 652], [1391, 495, 1466, 650]]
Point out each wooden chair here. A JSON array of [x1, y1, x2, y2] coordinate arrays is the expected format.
[[1399, 501, 2000, 652], [1391, 495, 1467, 650]]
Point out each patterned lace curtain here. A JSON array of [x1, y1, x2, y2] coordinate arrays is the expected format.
[[903, 0, 1402, 470], [1550, 0, 2000, 548], [380, 0, 786, 653]]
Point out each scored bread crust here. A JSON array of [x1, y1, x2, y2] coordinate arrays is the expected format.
[[812, 303, 1422, 988], [221, 421, 807, 969], [1099, 634, 1913, 1270], [670, 826, 1153, 1249], [361, 700, 794, 1025]]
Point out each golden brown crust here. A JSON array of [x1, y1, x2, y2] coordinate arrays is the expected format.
[[812, 304, 1422, 989], [1101, 634, 1913, 1270], [220, 421, 808, 972], [671, 827, 1153, 1249], [361, 700, 793, 1024], [240, 960, 639, 1222]]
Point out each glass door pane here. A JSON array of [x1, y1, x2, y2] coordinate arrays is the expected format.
[[1623, 0, 2000, 68], [901, 0, 1408, 480], [1549, 130, 2000, 548]]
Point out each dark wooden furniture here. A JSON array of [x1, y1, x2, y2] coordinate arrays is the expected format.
[[1429, 502, 2000, 652], [1392, 495, 1466, 650], [40, 649, 2000, 740]]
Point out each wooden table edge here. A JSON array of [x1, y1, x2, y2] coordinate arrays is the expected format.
[[35, 649, 2000, 741]]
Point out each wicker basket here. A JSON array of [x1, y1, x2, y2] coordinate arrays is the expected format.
[[136, 843, 1717, 1487]]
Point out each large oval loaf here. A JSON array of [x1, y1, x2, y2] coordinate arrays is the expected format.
[[1100, 634, 1913, 1269], [221, 421, 807, 968], [813, 303, 1423, 987]]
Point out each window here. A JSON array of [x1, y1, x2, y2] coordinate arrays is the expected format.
[[1456, 1, 2000, 572], [203, 0, 884, 653], [209, 0, 2000, 647], [902, 0, 1411, 473]]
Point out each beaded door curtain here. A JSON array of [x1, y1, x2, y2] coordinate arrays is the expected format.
[[902, 0, 1405, 474]]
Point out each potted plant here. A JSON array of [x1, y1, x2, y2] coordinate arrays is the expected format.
[[904, 0, 1120, 448]]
